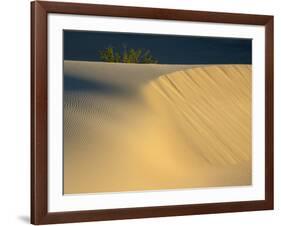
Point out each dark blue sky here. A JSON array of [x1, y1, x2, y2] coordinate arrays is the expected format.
[[64, 30, 252, 64]]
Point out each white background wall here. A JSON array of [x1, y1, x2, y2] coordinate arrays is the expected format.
[[0, 0, 279, 225]]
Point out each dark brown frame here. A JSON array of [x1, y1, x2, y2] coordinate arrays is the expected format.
[[31, 1, 274, 224]]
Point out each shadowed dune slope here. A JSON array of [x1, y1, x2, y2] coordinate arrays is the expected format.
[[64, 63, 252, 194]]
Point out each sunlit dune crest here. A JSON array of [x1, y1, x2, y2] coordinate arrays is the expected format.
[[64, 61, 252, 194]]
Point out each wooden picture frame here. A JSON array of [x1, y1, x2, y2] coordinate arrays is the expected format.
[[31, 1, 274, 224]]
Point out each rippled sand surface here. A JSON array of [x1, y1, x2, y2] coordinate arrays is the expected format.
[[64, 61, 251, 194]]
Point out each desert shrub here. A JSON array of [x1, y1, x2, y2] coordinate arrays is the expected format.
[[99, 47, 116, 62], [99, 46, 158, 64]]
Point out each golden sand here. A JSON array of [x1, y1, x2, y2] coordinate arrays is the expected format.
[[64, 63, 251, 194]]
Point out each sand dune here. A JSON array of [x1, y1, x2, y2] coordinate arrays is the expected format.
[[64, 60, 202, 87], [64, 61, 251, 194]]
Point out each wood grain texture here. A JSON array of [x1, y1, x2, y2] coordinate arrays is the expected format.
[[264, 17, 274, 209], [38, 0, 272, 25], [31, 1, 274, 224], [31, 1, 48, 224]]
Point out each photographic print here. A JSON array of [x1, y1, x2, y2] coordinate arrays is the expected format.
[[63, 30, 252, 194], [31, 2, 273, 224]]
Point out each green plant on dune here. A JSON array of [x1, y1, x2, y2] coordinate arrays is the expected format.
[[99, 46, 158, 64]]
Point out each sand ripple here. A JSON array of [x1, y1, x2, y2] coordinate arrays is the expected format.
[[64, 63, 252, 194]]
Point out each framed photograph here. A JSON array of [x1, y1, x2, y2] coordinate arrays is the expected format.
[[31, 1, 274, 224]]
